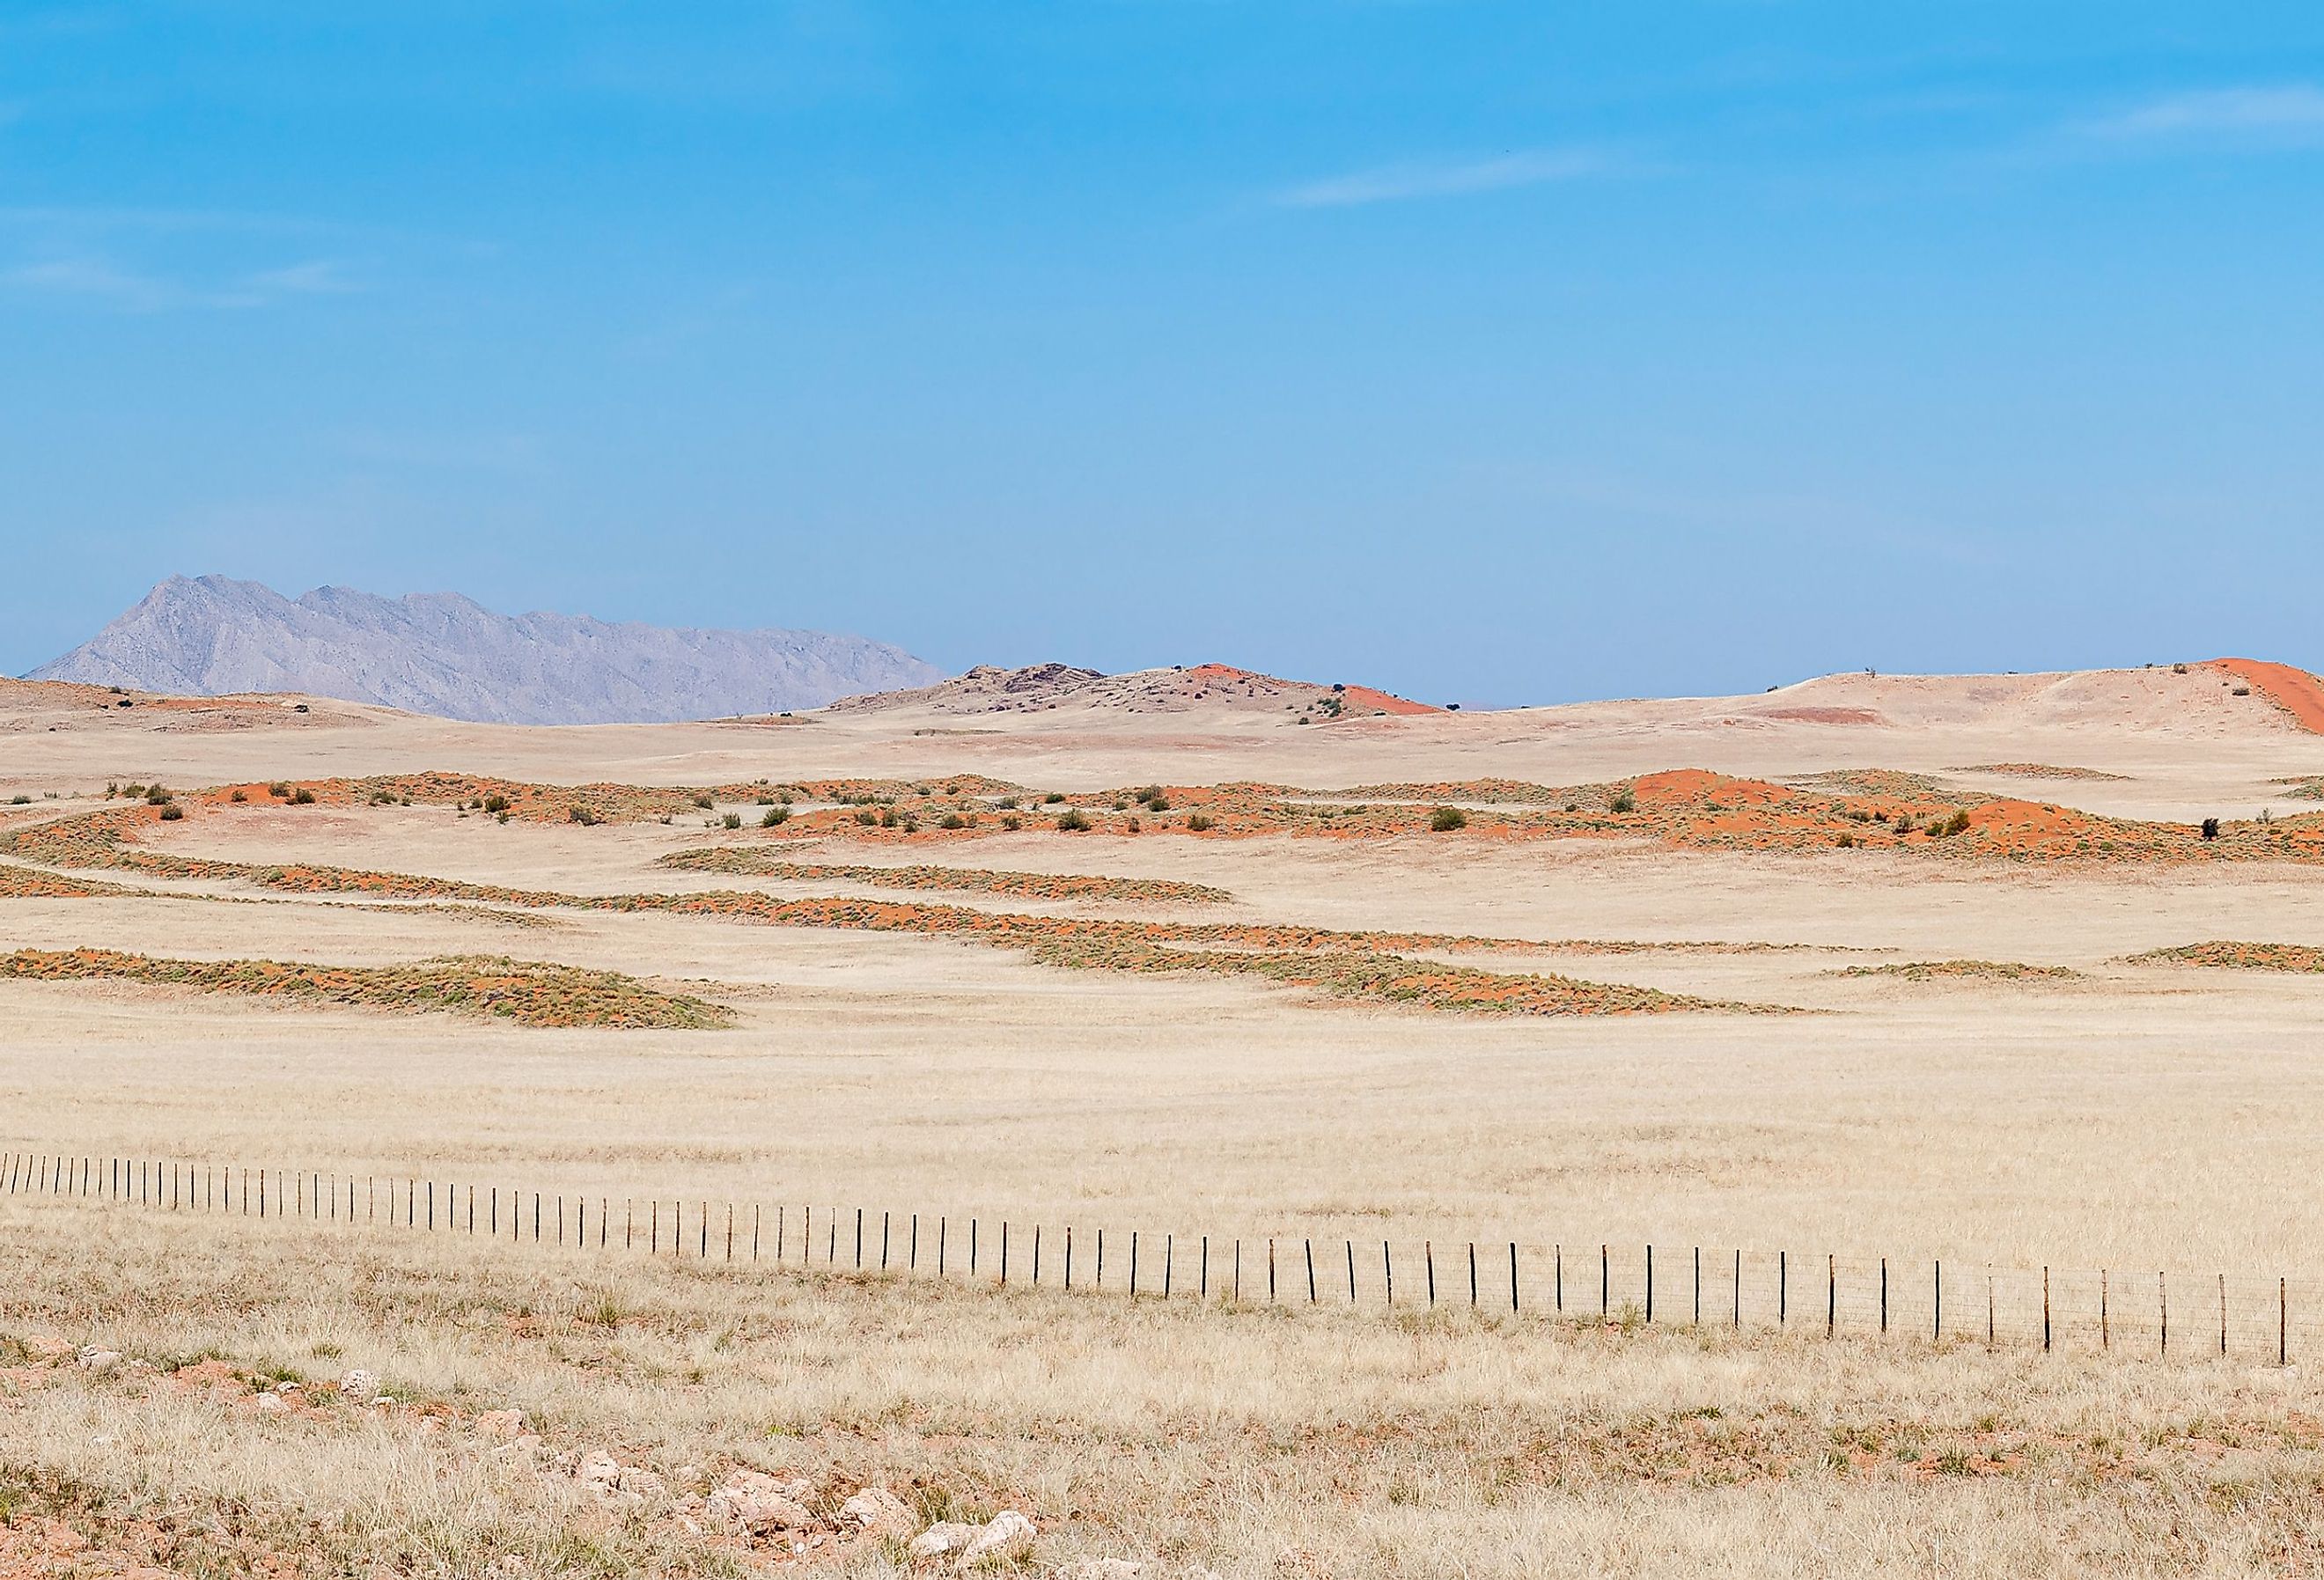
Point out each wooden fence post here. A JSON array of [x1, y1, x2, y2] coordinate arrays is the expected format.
[[1880, 1257, 1888, 1334], [1383, 1240, 1392, 1309], [1733, 1249, 1740, 1329], [2159, 1271, 2168, 1356], [1344, 1239, 1355, 1305], [1129, 1231, 1139, 1297], [1645, 1245, 1654, 1324], [1934, 1260, 1942, 1341], [1425, 1240, 1435, 1308], [1510, 1242, 1519, 1313], [2100, 1268, 2108, 1350], [1305, 1238, 1316, 1304], [1826, 1254, 1835, 1338], [1600, 1244, 1609, 1319], [2219, 1274, 2228, 1356], [2281, 1278, 2289, 1367], [2043, 1267, 2051, 1353]]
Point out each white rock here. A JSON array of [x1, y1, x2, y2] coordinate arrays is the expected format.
[[338, 1369, 379, 1401], [577, 1451, 622, 1488], [838, 1485, 916, 1538], [908, 1521, 977, 1558], [77, 1347, 124, 1373], [959, 1511, 1037, 1566], [474, 1409, 524, 1439], [254, 1392, 290, 1415], [706, 1469, 818, 1534]]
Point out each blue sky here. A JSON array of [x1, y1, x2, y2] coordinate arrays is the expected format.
[[4, 4, 2323, 705]]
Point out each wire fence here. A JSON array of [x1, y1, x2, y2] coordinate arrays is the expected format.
[[2, 1148, 2306, 1364]]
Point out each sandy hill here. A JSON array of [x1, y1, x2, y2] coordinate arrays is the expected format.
[[30, 576, 942, 726], [827, 662, 1442, 721], [1570, 660, 2324, 738]]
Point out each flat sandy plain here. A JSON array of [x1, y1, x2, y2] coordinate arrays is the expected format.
[[6, 661, 2324, 1577]]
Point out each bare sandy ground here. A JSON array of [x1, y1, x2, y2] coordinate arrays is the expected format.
[[5, 664, 2324, 1277]]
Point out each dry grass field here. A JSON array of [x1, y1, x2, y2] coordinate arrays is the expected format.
[[6, 662, 2324, 1576]]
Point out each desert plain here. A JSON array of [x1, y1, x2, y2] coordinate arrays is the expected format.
[[7, 658, 2324, 1576]]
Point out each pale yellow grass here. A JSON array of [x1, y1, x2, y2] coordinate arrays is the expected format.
[[7, 1197, 2324, 1578]]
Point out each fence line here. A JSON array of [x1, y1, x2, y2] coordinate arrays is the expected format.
[[0, 1147, 2305, 1366]]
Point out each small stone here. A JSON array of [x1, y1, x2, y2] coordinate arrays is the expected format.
[[838, 1485, 915, 1539], [908, 1521, 976, 1558], [958, 1510, 1036, 1567], [274, 1380, 301, 1395], [254, 1392, 290, 1415], [338, 1369, 379, 1401], [474, 1409, 524, 1439], [77, 1348, 124, 1373]]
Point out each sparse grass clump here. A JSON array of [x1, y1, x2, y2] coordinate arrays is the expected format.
[[0, 948, 732, 1029], [1055, 808, 1092, 833], [1430, 806, 1467, 833]]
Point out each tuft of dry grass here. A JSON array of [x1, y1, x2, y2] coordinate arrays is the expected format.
[[655, 849, 1234, 904], [1833, 960, 2086, 983], [0, 949, 733, 1030], [2129, 941, 2324, 974]]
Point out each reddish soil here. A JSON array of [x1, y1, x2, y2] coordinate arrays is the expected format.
[[2208, 658, 2324, 734]]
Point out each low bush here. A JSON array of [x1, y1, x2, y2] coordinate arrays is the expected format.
[[268, 783, 290, 798], [482, 795, 511, 815], [158, 805, 184, 821], [1608, 789, 1636, 814], [289, 788, 317, 806], [1056, 808, 1092, 832], [721, 812, 742, 829], [1187, 812, 1215, 832], [1430, 805, 1467, 832], [568, 805, 602, 826], [761, 806, 790, 827]]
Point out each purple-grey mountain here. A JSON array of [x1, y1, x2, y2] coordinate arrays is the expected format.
[[28, 577, 942, 726]]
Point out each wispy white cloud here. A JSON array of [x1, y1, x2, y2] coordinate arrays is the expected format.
[[245, 259, 361, 296], [2078, 85, 2324, 143], [3, 254, 364, 311], [1275, 145, 1632, 209]]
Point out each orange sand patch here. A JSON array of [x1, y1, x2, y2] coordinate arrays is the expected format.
[[2208, 658, 2324, 733]]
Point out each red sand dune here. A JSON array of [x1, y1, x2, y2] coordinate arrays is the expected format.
[[2209, 659, 2324, 734]]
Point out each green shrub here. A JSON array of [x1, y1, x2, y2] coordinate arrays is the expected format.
[[722, 812, 742, 829], [1941, 809, 1972, 836], [143, 784, 171, 805], [568, 805, 601, 826], [761, 806, 790, 827], [1144, 792, 1171, 812], [482, 795, 511, 815], [1000, 813, 1022, 831], [1608, 789, 1636, 814], [228, 790, 247, 804], [997, 796, 1020, 811], [939, 812, 967, 830], [855, 808, 879, 826], [1055, 808, 1092, 832], [289, 788, 317, 806], [879, 806, 900, 828], [6, 795, 28, 805], [158, 805, 184, 821], [1186, 812, 1215, 833], [268, 782, 290, 798], [693, 794, 713, 810], [1430, 805, 1467, 832], [1044, 792, 1066, 805]]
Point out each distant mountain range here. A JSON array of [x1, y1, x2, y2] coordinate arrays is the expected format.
[[26, 576, 942, 725]]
